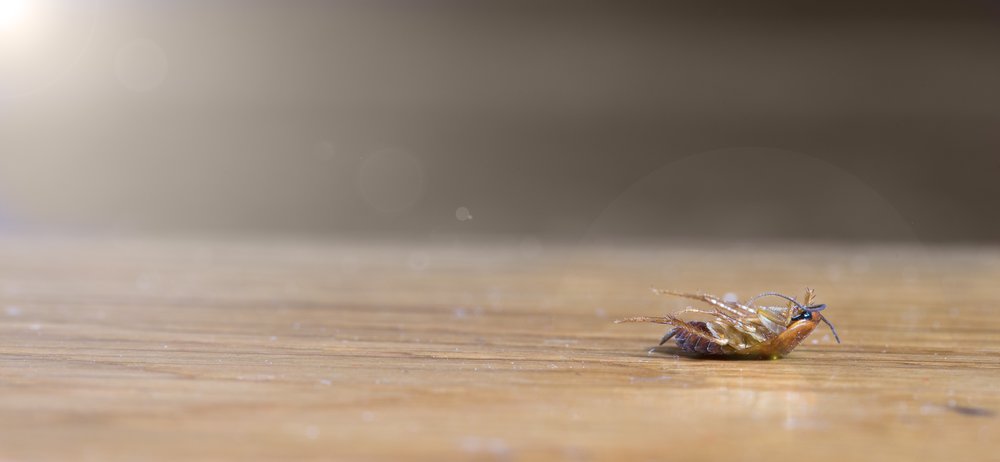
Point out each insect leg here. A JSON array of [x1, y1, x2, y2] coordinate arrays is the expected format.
[[651, 288, 756, 317], [672, 308, 719, 318], [614, 316, 677, 325], [803, 287, 816, 306], [691, 306, 761, 337], [625, 307, 737, 326], [659, 328, 679, 345], [619, 308, 730, 346], [669, 303, 760, 338]]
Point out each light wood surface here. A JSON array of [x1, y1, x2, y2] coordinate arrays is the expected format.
[[0, 237, 997, 461]]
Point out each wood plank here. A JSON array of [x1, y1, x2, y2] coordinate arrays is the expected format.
[[0, 238, 997, 461]]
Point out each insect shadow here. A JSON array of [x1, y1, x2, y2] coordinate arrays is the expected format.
[[643, 345, 771, 361]]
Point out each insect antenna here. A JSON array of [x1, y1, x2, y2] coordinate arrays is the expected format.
[[745, 291, 806, 309], [815, 315, 841, 344], [746, 292, 841, 343]]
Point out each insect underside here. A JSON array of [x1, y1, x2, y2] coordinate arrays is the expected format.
[[616, 288, 840, 359]]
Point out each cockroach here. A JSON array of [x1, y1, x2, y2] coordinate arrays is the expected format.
[[616, 287, 840, 359]]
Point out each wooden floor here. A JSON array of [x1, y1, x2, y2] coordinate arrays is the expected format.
[[0, 237, 997, 461]]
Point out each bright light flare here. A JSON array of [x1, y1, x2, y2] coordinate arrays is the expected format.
[[0, 0, 30, 31]]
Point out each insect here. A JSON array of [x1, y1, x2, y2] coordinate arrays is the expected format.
[[616, 287, 840, 359]]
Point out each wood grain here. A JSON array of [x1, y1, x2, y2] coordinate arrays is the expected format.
[[0, 237, 997, 461]]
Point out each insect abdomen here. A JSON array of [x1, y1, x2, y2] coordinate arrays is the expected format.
[[673, 321, 724, 355]]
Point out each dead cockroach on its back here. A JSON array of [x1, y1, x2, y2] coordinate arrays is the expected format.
[[616, 287, 840, 359]]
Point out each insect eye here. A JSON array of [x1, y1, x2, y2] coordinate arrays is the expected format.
[[791, 311, 812, 322]]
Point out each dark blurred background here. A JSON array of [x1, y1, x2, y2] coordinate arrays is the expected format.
[[1, 0, 998, 243]]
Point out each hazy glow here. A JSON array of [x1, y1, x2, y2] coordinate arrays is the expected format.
[[0, 0, 29, 31], [115, 39, 169, 92]]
